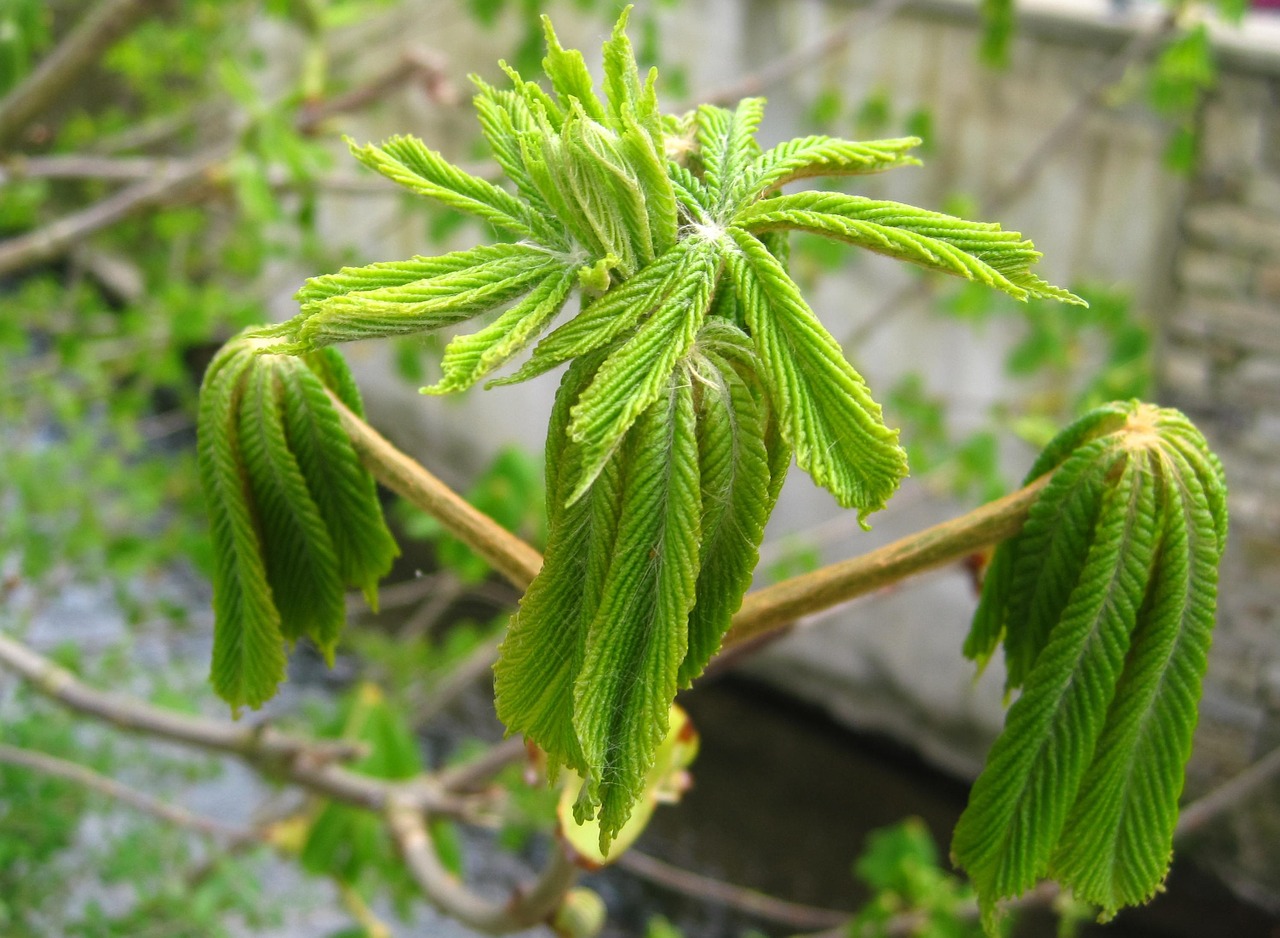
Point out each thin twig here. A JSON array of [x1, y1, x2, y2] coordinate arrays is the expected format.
[[387, 798, 578, 934], [0, 0, 165, 148], [0, 742, 256, 844], [297, 46, 458, 131], [436, 736, 527, 793], [693, 0, 914, 106], [0, 156, 222, 278], [411, 631, 504, 727], [617, 850, 849, 930]]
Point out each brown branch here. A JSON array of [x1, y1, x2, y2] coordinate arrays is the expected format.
[[330, 393, 544, 590], [0, 631, 473, 817], [0, 742, 257, 844], [0, 156, 221, 278], [617, 850, 849, 931], [436, 736, 527, 793], [721, 474, 1051, 651], [1176, 744, 1280, 837], [0, 0, 166, 149], [693, 0, 913, 106], [387, 798, 577, 934], [297, 46, 458, 132]]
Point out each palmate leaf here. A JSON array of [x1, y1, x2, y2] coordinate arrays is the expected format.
[[735, 191, 1084, 304], [471, 78, 556, 219], [692, 99, 764, 213], [954, 401, 1229, 929], [725, 226, 907, 523], [572, 369, 701, 848]]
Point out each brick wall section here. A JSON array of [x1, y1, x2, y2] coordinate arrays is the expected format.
[[1161, 68, 1280, 898]]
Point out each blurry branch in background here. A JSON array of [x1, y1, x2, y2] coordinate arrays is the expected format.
[[296, 45, 459, 129], [0, 0, 166, 149], [0, 742, 258, 844], [695, 0, 914, 105]]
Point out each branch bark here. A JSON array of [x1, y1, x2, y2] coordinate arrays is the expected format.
[[0, 631, 471, 817], [387, 798, 578, 934], [0, 0, 166, 149]]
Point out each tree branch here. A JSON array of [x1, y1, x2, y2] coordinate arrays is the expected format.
[[0, 742, 257, 843], [0, 631, 472, 817], [0, 0, 166, 149], [617, 850, 849, 930], [0, 155, 221, 278], [721, 474, 1051, 651], [387, 798, 577, 934]]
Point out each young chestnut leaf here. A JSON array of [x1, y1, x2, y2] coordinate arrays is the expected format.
[[953, 401, 1227, 930]]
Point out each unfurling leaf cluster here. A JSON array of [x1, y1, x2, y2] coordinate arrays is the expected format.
[[953, 400, 1227, 929], [197, 7, 1081, 848], [198, 330, 398, 711]]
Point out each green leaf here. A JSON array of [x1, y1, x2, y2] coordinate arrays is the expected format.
[[601, 6, 661, 141], [725, 226, 906, 523], [953, 456, 1160, 928], [471, 77, 557, 219], [564, 237, 718, 502], [679, 326, 774, 686], [199, 348, 286, 712], [347, 134, 554, 243], [494, 353, 624, 777], [497, 238, 702, 386], [295, 246, 559, 348], [734, 135, 922, 201], [572, 371, 702, 849], [278, 357, 399, 608], [1049, 455, 1219, 915], [540, 16, 606, 121], [238, 359, 346, 657], [424, 266, 577, 394], [734, 191, 1084, 305], [692, 98, 764, 213]]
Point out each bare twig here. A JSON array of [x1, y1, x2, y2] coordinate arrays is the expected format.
[[387, 798, 577, 934], [412, 631, 504, 726], [436, 736, 527, 793], [1176, 744, 1280, 837], [617, 850, 849, 930], [297, 46, 458, 131], [0, 632, 474, 817], [331, 393, 544, 590], [693, 0, 914, 106], [0, 742, 257, 844], [0, 0, 165, 149], [0, 156, 222, 278]]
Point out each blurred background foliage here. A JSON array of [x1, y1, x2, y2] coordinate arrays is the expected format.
[[0, 0, 1254, 934]]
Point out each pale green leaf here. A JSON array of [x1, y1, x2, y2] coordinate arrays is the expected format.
[[734, 192, 1084, 304], [199, 348, 286, 712], [496, 238, 701, 386], [735, 135, 922, 201], [494, 353, 623, 777], [424, 267, 577, 394], [725, 226, 906, 522], [348, 134, 556, 243], [952, 458, 1161, 928], [295, 248, 559, 348], [572, 373, 702, 849], [540, 16, 606, 121], [564, 237, 718, 502], [693, 99, 764, 214], [601, 6, 661, 141], [238, 359, 345, 657], [471, 78, 556, 218]]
